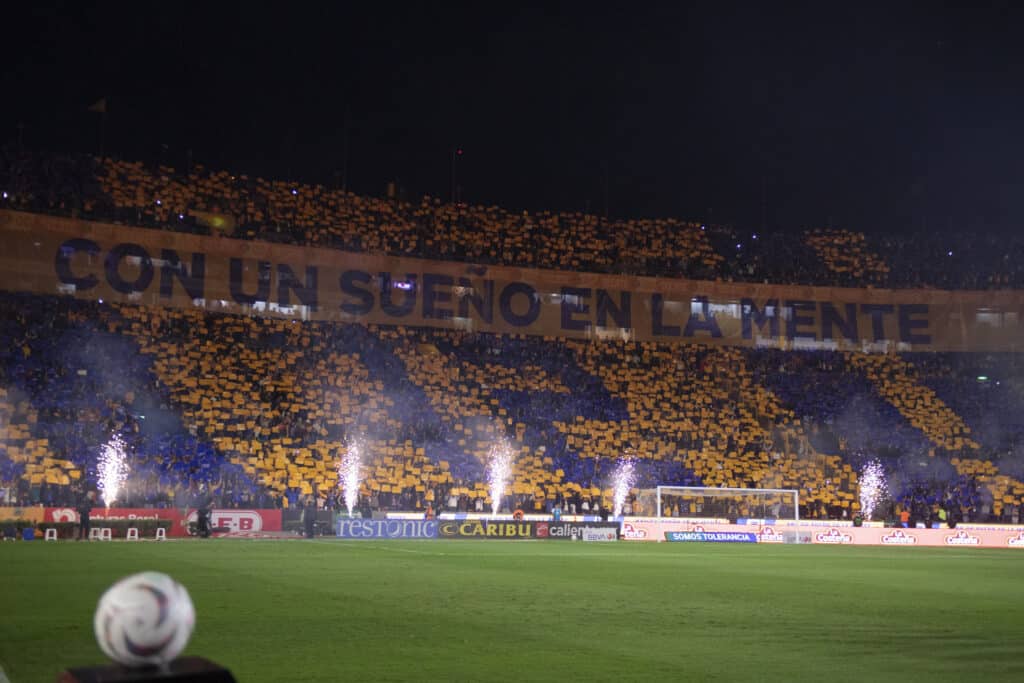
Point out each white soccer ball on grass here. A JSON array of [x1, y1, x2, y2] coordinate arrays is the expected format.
[[93, 571, 195, 667]]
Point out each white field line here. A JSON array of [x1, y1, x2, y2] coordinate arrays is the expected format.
[[308, 539, 667, 558]]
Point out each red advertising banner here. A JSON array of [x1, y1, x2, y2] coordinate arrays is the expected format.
[[44, 508, 282, 537], [620, 518, 1024, 548], [191, 508, 282, 534]]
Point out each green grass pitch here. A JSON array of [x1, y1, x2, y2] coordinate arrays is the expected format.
[[1, 540, 1023, 682]]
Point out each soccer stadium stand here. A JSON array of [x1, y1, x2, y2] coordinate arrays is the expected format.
[[804, 229, 890, 287], [4, 146, 1024, 289], [1, 146, 1023, 524], [1, 290, 1022, 521]]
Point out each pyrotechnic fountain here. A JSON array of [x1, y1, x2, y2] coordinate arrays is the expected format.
[[611, 455, 637, 518], [337, 437, 364, 517], [487, 440, 515, 516], [97, 436, 129, 509], [859, 460, 887, 520]]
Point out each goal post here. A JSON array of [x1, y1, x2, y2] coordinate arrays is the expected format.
[[636, 486, 802, 543]]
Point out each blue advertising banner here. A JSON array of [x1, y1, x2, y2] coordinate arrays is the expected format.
[[665, 531, 758, 543], [336, 518, 438, 539]]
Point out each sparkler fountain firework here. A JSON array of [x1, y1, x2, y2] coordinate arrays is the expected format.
[[859, 460, 888, 520], [97, 436, 129, 509], [487, 440, 515, 516], [337, 437, 364, 517], [611, 455, 637, 518]]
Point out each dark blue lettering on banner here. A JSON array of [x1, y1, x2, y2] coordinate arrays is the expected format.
[[54, 238, 101, 291], [335, 519, 438, 539], [423, 273, 454, 320], [499, 282, 540, 327], [40, 236, 943, 349], [457, 278, 494, 323], [159, 249, 206, 300], [339, 269, 374, 315], [277, 263, 318, 311], [105, 243, 154, 294], [684, 296, 723, 338], [898, 304, 931, 345], [560, 287, 591, 331], [229, 258, 271, 304], [664, 531, 758, 543], [741, 298, 778, 339]]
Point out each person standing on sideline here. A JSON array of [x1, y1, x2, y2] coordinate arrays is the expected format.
[[303, 497, 317, 538], [77, 491, 94, 541]]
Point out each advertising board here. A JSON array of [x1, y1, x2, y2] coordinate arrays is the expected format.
[[437, 520, 537, 539], [809, 526, 1024, 548], [534, 521, 621, 540], [0, 506, 45, 523], [664, 530, 758, 543], [186, 508, 282, 535], [336, 519, 438, 539], [581, 526, 619, 542], [43, 507, 281, 537], [619, 517, 1024, 548]]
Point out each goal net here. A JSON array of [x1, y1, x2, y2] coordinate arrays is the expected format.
[[635, 486, 802, 541]]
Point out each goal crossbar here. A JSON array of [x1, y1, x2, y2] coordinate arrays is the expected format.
[[655, 486, 801, 543]]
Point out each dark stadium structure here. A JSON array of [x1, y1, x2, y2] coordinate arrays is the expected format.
[[1, 149, 1023, 525]]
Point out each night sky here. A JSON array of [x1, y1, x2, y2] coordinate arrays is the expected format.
[[3, 2, 1024, 234]]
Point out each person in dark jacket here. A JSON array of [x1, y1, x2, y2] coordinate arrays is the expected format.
[[77, 491, 94, 540], [303, 497, 317, 538], [196, 503, 212, 538]]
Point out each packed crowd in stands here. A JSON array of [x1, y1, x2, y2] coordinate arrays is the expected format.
[[2, 291, 1023, 522], [4, 145, 1024, 289], [3, 145, 1024, 523]]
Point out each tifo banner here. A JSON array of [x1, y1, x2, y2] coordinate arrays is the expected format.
[[336, 518, 438, 539], [534, 521, 621, 540], [437, 520, 537, 539], [3, 210, 1024, 351], [0, 506, 45, 523], [43, 507, 280, 537]]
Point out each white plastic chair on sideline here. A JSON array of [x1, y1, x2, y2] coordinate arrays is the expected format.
[[89, 527, 103, 540], [99, 528, 112, 541], [155, 527, 167, 541], [44, 528, 58, 542], [126, 527, 139, 541]]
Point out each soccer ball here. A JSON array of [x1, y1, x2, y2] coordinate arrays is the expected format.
[[93, 571, 195, 667]]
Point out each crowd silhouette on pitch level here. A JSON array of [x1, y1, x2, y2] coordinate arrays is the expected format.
[[3, 146, 1024, 290], [1, 292, 1023, 523]]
